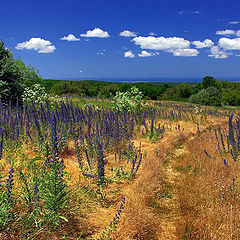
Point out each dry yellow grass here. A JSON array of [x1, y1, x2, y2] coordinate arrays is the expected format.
[[1, 104, 240, 240]]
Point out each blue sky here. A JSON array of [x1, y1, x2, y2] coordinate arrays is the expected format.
[[1, 0, 240, 79]]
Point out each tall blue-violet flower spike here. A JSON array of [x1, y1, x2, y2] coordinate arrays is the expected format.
[[33, 185, 40, 206], [228, 114, 238, 161], [50, 114, 59, 162], [135, 153, 142, 173], [131, 155, 137, 174], [5, 167, 14, 199], [204, 149, 215, 160], [224, 159, 229, 167], [0, 127, 3, 160], [97, 142, 105, 184]]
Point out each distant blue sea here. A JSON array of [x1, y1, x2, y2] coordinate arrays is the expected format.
[[50, 77, 240, 83]]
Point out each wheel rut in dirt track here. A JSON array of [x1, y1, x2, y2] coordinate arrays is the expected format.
[[116, 130, 192, 240]]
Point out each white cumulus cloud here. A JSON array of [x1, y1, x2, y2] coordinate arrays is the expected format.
[[132, 36, 190, 50], [80, 28, 110, 38], [168, 48, 199, 57], [15, 37, 56, 53], [60, 34, 80, 41], [192, 39, 214, 48], [138, 51, 157, 57], [236, 30, 240, 37], [216, 29, 236, 35], [119, 30, 137, 37], [124, 50, 134, 58], [208, 46, 229, 58], [218, 37, 240, 50]]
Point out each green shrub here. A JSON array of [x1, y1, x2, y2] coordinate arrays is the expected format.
[[113, 86, 143, 112], [162, 83, 192, 101], [23, 84, 50, 105], [189, 87, 222, 106], [222, 90, 240, 106]]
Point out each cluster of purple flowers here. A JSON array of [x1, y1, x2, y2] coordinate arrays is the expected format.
[[97, 142, 105, 184], [214, 114, 240, 162], [50, 114, 59, 163], [5, 167, 14, 199], [0, 127, 3, 160], [223, 159, 229, 167], [110, 197, 126, 228], [33, 185, 40, 206], [228, 115, 240, 161]]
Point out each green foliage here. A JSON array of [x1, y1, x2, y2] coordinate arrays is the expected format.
[[202, 76, 220, 89], [0, 167, 15, 231], [189, 87, 222, 106], [0, 193, 14, 231], [222, 90, 240, 106], [192, 83, 203, 94], [221, 81, 240, 106], [162, 83, 193, 101], [0, 40, 43, 105], [113, 86, 143, 112], [98, 83, 118, 98], [44, 77, 240, 107], [46, 80, 171, 100], [0, 41, 25, 105], [40, 150, 68, 227]]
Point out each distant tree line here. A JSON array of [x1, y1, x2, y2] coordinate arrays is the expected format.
[[1, 39, 240, 107], [44, 76, 240, 107]]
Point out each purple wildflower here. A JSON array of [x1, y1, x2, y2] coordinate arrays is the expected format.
[[33, 185, 40, 206], [224, 159, 229, 167], [82, 173, 96, 178], [5, 167, 14, 199], [97, 142, 105, 184]]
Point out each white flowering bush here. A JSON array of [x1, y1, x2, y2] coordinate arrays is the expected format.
[[22, 84, 50, 105], [113, 86, 143, 112]]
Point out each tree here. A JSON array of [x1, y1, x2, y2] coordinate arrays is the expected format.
[[0, 40, 42, 105], [202, 76, 220, 89]]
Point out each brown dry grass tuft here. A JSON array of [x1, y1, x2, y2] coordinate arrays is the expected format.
[[175, 119, 240, 239]]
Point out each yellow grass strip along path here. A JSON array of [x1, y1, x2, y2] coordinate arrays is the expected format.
[[115, 131, 191, 240]]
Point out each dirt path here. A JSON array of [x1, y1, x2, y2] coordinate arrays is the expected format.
[[157, 145, 188, 240], [114, 131, 191, 240]]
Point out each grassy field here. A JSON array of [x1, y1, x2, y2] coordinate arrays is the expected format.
[[0, 98, 239, 239]]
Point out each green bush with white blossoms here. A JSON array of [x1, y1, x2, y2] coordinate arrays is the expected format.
[[23, 84, 49, 105], [23, 84, 60, 105], [113, 86, 144, 112]]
